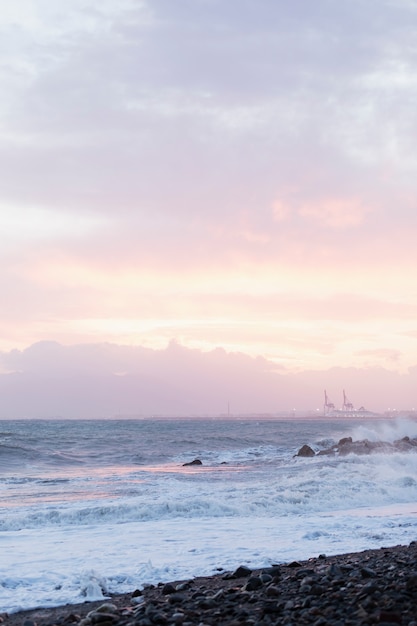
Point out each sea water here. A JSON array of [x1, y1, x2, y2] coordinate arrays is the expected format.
[[1, 417, 417, 613]]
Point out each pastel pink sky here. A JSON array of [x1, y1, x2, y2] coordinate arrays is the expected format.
[[1, 1, 417, 415]]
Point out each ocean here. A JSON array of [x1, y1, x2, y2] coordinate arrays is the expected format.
[[1, 417, 417, 614]]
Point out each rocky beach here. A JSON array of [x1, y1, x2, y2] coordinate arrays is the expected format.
[[3, 419, 417, 621], [3, 542, 417, 626]]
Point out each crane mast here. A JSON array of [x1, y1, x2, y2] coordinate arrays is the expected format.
[[324, 390, 335, 415], [343, 389, 354, 412]]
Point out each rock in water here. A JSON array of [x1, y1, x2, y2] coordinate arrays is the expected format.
[[338, 437, 353, 446], [296, 444, 315, 457], [182, 459, 203, 466]]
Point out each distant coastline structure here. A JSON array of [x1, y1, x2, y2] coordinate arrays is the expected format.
[[323, 389, 377, 418], [323, 390, 335, 415]]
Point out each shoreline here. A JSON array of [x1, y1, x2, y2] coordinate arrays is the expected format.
[[3, 542, 417, 625]]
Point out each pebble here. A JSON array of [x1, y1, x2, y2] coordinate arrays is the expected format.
[[7, 542, 417, 626]]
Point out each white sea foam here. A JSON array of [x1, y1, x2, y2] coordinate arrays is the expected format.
[[2, 508, 417, 614], [350, 417, 417, 443], [2, 451, 417, 532], [1, 418, 417, 613]]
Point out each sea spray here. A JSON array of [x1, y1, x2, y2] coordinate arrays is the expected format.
[[1, 417, 417, 613]]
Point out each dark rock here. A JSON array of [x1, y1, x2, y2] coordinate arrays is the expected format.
[[265, 585, 280, 597], [161, 582, 176, 594], [340, 564, 354, 572], [338, 437, 352, 446], [182, 459, 202, 466], [297, 568, 315, 577], [302, 434, 417, 458], [338, 440, 373, 455], [378, 610, 402, 624], [317, 448, 336, 456], [168, 593, 187, 604], [88, 612, 119, 624], [243, 576, 263, 591], [62, 613, 80, 623], [175, 581, 191, 591], [406, 573, 417, 590], [197, 598, 216, 609], [361, 567, 377, 578], [209, 589, 224, 601], [296, 444, 315, 457], [262, 565, 281, 577], [145, 610, 167, 624], [394, 436, 416, 451], [190, 590, 205, 600], [310, 584, 325, 596], [261, 600, 281, 615], [259, 572, 273, 584], [9, 543, 417, 626], [326, 564, 343, 578], [339, 439, 396, 456], [361, 581, 378, 594], [232, 565, 252, 577]]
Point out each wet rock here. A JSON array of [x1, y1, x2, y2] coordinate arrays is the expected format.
[[181, 459, 202, 466], [317, 448, 336, 456], [8, 543, 417, 626], [378, 610, 402, 624], [338, 440, 373, 455], [296, 444, 315, 457], [87, 613, 118, 624], [361, 566, 377, 578], [326, 563, 343, 579], [162, 582, 176, 594], [91, 604, 118, 615], [131, 595, 145, 605], [394, 436, 417, 450], [361, 580, 379, 594], [315, 435, 417, 457], [243, 576, 262, 591], [338, 437, 352, 446], [232, 565, 252, 578], [265, 584, 280, 597], [259, 572, 273, 584], [262, 565, 281, 577], [168, 593, 188, 604], [406, 573, 417, 590], [175, 581, 192, 591]]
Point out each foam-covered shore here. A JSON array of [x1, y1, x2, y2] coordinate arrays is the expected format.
[[3, 542, 417, 626]]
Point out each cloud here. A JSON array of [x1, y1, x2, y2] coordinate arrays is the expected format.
[[0, 341, 416, 417], [1, 0, 416, 220], [272, 201, 290, 222], [298, 197, 370, 228], [0, 341, 281, 417], [0, 1, 417, 379], [355, 348, 402, 364]]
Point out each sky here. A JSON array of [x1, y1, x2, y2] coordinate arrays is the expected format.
[[0, 0, 417, 416]]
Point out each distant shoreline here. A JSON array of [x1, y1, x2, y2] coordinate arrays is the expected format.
[[2, 413, 416, 421]]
